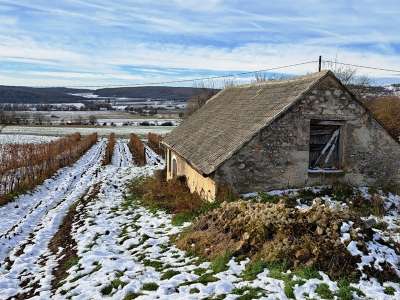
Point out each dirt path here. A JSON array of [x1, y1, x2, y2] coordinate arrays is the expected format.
[[0, 140, 106, 298]]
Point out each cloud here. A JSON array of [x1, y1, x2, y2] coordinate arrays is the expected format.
[[0, 0, 399, 87]]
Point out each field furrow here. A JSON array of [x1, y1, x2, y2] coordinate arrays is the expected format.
[[0, 140, 106, 299]]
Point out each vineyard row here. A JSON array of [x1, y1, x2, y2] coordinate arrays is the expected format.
[[0, 133, 98, 205]]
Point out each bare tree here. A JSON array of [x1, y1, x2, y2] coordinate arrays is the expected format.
[[185, 81, 218, 118], [323, 59, 372, 97], [254, 72, 267, 83]]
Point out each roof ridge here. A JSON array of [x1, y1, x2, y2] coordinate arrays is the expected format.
[[226, 70, 331, 89]]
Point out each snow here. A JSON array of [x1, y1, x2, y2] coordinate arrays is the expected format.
[[145, 144, 164, 166], [0, 134, 58, 144], [0, 147, 399, 299], [340, 221, 353, 233], [0, 140, 106, 298], [1, 125, 173, 137]]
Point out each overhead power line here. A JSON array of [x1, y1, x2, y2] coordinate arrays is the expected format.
[[323, 60, 400, 74], [28, 58, 400, 89], [61, 60, 318, 88]]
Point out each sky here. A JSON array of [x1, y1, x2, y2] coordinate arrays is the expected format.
[[0, 0, 399, 87]]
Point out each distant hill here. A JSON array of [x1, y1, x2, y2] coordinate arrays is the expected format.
[[0, 86, 89, 104], [0, 85, 218, 104], [94, 86, 216, 101]]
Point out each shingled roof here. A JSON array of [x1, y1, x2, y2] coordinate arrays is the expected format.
[[163, 70, 334, 175]]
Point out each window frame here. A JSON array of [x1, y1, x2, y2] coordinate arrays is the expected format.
[[308, 119, 344, 171]]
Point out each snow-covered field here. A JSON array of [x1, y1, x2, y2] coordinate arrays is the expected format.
[[1, 125, 174, 137], [0, 139, 399, 299], [0, 134, 58, 144]]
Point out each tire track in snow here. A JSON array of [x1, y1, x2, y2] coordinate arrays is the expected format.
[[0, 140, 107, 299], [53, 148, 163, 299], [19, 139, 134, 298], [112, 139, 133, 167], [0, 141, 106, 261]]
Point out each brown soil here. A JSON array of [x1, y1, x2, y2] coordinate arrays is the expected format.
[[49, 183, 101, 292]]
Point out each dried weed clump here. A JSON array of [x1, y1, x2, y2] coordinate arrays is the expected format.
[[128, 174, 238, 225], [130, 174, 204, 215], [176, 200, 364, 280]]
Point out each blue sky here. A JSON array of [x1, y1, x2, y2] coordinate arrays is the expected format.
[[0, 0, 399, 87]]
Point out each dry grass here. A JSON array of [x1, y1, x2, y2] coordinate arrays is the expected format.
[[129, 172, 205, 215], [127, 172, 229, 225], [365, 96, 400, 141], [128, 133, 146, 166]]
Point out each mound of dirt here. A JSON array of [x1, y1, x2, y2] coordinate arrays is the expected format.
[[176, 200, 367, 279]]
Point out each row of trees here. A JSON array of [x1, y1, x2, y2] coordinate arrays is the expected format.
[[0, 133, 98, 204], [0, 111, 100, 126], [0, 103, 112, 112]]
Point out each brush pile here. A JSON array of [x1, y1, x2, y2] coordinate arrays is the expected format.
[[177, 199, 399, 280]]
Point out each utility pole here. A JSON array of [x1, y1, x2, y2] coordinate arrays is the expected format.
[[318, 56, 322, 72]]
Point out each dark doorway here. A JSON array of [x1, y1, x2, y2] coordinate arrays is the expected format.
[[172, 158, 177, 177]]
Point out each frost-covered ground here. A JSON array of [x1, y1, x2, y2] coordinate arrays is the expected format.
[[0, 134, 58, 144], [0, 140, 399, 299], [1, 125, 174, 137]]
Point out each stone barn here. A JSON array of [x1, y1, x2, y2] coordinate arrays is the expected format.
[[162, 70, 400, 201]]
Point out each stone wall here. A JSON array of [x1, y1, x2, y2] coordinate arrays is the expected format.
[[166, 149, 216, 201], [213, 76, 400, 193]]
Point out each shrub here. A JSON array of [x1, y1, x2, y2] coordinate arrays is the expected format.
[[0, 133, 97, 205], [102, 133, 116, 165], [128, 133, 146, 166], [147, 132, 164, 158], [128, 175, 205, 215]]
